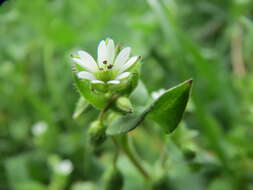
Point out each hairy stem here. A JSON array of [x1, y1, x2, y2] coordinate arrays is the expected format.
[[120, 135, 151, 180], [98, 97, 151, 180]]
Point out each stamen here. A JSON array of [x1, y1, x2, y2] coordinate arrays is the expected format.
[[103, 60, 107, 64], [107, 64, 113, 69], [99, 68, 104, 71]]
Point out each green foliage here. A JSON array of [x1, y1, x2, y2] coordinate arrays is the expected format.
[[1, 0, 253, 189], [148, 79, 192, 133], [106, 79, 192, 135], [102, 166, 124, 190], [106, 113, 145, 135]]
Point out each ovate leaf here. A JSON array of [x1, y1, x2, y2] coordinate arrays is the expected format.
[[148, 79, 193, 133], [106, 79, 192, 135], [106, 113, 148, 135]]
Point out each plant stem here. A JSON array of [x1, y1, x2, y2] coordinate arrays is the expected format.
[[98, 97, 151, 180], [120, 136, 151, 180], [111, 136, 120, 167], [98, 95, 118, 125]]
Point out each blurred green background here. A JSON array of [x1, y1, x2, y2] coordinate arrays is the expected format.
[[1, 0, 253, 189]]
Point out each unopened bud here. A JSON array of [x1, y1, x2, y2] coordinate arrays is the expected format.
[[116, 97, 133, 114], [88, 121, 106, 146], [152, 175, 173, 190], [183, 149, 196, 161], [103, 166, 124, 190]]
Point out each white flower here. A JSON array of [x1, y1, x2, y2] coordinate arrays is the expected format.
[[72, 38, 140, 85], [32, 121, 48, 136], [151, 89, 166, 100], [55, 160, 73, 175]]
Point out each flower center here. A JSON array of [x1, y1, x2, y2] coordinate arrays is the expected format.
[[95, 60, 117, 82]]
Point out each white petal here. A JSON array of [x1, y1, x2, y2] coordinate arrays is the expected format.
[[106, 38, 115, 65], [77, 50, 98, 72], [114, 47, 131, 70], [116, 72, 131, 80], [119, 56, 140, 73], [107, 80, 120, 84], [91, 80, 105, 84], [72, 58, 87, 69], [77, 71, 95, 80], [97, 40, 107, 66]]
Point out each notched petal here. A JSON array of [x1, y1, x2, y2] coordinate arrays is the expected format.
[[116, 72, 131, 80], [77, 71, 96, 80], [114, 47, 131, 70], [97, 40, 107, 66], [77, 50, 98, 72], [118, 56, 140, 73]]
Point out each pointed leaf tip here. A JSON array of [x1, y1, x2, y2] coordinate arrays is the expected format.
[[106, 79, 193, 135], [148, 79, 193, 134]]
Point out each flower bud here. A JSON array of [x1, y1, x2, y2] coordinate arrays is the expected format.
[[88, 121, 106, 146], [115, 97, 133, 114], [152, 175, 173, 190], [103, 166, 124, 190], [183, 149, 196, 161]]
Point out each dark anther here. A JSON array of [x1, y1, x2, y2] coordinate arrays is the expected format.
[[103, 60, 107, 64], [107, 64, 113, 69], [99, 68, 104, 71]]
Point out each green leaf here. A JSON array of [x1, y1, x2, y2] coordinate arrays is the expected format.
[[106, 113, 148, 135], [72, 96, 90, 119], [106, 79, 192, 135], [148, 79, 193, 133], [74, 75, 109, 109]]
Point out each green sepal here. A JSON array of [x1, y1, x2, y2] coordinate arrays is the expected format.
[[120, 71, 139, 96], [72, 96, 90, 119], [91, 81, 107, 93], [74, 75, 109, 109]]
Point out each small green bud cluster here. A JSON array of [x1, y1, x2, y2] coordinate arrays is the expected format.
[[88, 121, 107, 146]]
